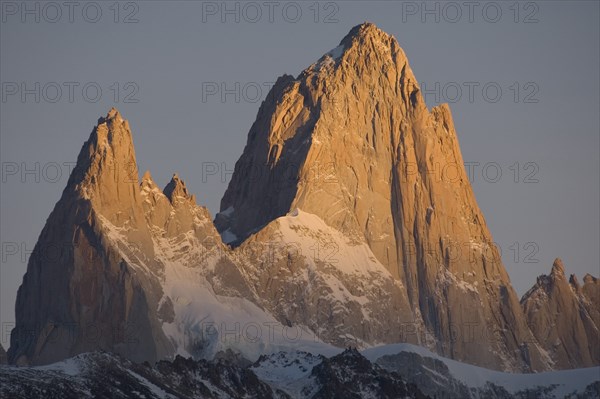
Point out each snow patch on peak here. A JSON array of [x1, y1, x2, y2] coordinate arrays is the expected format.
[[149, 218, 334, 361], [272, 209, 392, 277], [312, 44, 346, 73], [438, 268, 479, 294], [328, 44, 345, 60]]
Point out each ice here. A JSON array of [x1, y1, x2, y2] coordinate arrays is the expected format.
[[328, 44, 345, 60]]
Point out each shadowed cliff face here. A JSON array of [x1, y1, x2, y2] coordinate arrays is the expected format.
[[217, 23, 547, 371], [521, 258, 600, 368]]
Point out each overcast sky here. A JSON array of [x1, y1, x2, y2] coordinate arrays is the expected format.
[[1, 1, 599, 340]]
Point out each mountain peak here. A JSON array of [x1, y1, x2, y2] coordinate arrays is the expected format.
[[569, 274, 581, 291], [96, 107, 126, 128], [163, 174, 194, 203], [141, 170, 160, 192], [551, 258, 566, 278], [522, 258, 600, 368], [310, 22, 406, 75], [342, 22, 386, 41], [66, 108, 139, 211], [339, 22, 398, 54], [217, 23, 545, 371], [89, 108, 132, 157], [106, 106, 121, 119], [142, 170, 153, 182]]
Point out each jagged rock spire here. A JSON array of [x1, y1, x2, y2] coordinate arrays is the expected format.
[[163, 173, 195, 204], [9, 108, 168, 367], [583, 273, 597, 284], [521, 259, 599, 367], [551, 258, 566, 278], [142, 170, 153, 183], [569, 274, 581, 292], [66, 107, 144, 227]]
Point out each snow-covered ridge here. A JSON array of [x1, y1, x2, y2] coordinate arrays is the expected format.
[[271, 208, 395, 277], [3, 339, 597, 398], [102, 191, 337, 362], [328, 44, 345, 60], [312, 43, 346, 71], [252, 351, 324, 398], [236, 209, 419, 350], [363, 343, 600, 398]]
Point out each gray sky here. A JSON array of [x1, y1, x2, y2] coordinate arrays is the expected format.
[[1, 1, 599, 343]]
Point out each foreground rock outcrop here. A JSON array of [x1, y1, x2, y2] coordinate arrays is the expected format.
[[3, 346, 597, 399], [0, 349, 428, 399], [521, 259, 600, 368], [0, 352, 290, 399]]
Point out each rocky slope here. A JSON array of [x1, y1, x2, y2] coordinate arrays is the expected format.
[[0, 351, 290, 399], [521, 259, 600, 368], [217, 22, 546, 371], [309, 348, 427, 398], [236, 209, 418, 349], [0, 349, 428, 399]]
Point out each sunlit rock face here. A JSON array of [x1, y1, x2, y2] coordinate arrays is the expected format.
[[521, 258, 600, 368], [217, 23, 548, 371]]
